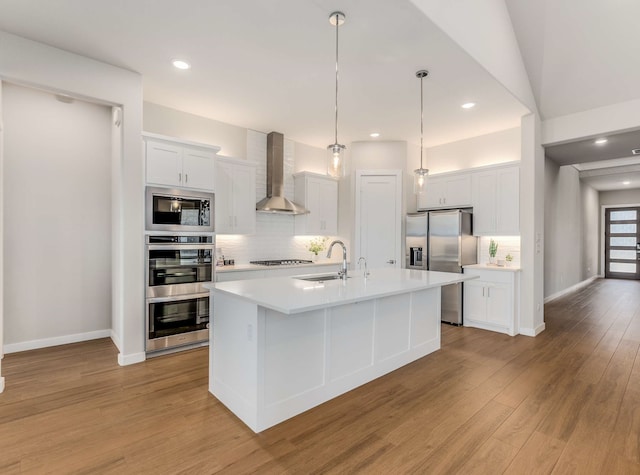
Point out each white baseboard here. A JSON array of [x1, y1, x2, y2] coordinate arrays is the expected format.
[[118, 351, 146, 366], [544, 275, 599, 304], [110, 329, 122, 353], [519, 322, 546, 337], [0, 376, 4, 393], [3, 329, 111, 354]]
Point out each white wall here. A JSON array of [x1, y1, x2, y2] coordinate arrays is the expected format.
[[599, 188, 640, 206], [0, 31, 144, 366], [143, 102, 247, 158], [519, 114, 545, 336], [412, 127, 521, 176], [544, 159, 599, 299], [542, 99, 640, 146], [3, 84, 112, 351]]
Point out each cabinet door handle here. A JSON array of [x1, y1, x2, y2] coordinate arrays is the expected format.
[[482, 287, 485, 297], [185, 174, 188, 184], [178, 173, 182, 183], [387, 259, 396, 264], [487, 287, 491, 298]]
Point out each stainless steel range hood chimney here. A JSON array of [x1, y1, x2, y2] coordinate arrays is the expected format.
[[256, 132, 309, 215]]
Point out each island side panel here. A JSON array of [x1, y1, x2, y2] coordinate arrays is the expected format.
[[255, 288, 443, 432], [210, 291, 260, 432], [410, 287, 441, 355]]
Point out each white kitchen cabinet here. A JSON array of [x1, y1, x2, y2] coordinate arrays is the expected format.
[[417, 173, 472, 210], [471, 164, 519, 236], [294, 172, 338, 235], [215, 157, 256, 235], [463, 266, 519, 336], [144, 134, 219, 191]]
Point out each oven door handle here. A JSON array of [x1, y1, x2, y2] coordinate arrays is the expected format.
[[146, 244, 215, 251], [157, 271, 198, 277], [146, 292, 210, 304]]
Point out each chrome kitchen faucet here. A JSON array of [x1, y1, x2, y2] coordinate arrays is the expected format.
[[327, 240, 348, 280]]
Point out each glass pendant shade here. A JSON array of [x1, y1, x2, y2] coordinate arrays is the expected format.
[[328, 143, 346, 178], [414, 167, 429, 194]]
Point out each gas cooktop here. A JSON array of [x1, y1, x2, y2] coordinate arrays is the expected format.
[[250, 259, 314, 266]]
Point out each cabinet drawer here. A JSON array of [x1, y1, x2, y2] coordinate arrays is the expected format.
[[464, 268, 513, 284]]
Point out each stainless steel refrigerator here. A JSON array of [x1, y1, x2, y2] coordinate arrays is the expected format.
[[406, 209, 477, 325]]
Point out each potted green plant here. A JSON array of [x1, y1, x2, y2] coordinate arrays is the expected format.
[[308, 237, 328, 261], [489, 239, 498, 264], [505, 253, 513, 267]]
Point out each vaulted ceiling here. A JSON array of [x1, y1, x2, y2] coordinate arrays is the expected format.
[[1, 0, 639, 190]]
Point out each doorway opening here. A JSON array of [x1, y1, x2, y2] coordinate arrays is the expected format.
[[604, 206, 640, 279]]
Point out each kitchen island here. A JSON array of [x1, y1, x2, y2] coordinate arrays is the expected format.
[[204, 268, 476, 432]]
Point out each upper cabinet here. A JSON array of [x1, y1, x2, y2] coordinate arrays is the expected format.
[[215, 157, 256, 235], [294, 172, 338, 235], [144, 134, 220, 191], [417, 173, 472, 210], [471, 164, 519, 236]]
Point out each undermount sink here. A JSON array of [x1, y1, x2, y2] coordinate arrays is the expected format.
[[294, 274, 349, 282]]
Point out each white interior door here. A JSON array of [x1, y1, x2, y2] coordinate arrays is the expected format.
[[356, 171, 402, 269]]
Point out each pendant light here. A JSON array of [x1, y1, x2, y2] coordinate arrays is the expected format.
[[414, 69, 429, 194], [327, 11, 346, 178]]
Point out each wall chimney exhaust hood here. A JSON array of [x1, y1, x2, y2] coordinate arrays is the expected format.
[[256, 132, 309, 215]]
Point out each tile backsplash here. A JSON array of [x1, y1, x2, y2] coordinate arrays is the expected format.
[[216, 224, 342, 264], [478, 236, 521, 267]]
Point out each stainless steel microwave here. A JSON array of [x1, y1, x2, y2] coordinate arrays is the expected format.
[[145, 186, 215, 233]]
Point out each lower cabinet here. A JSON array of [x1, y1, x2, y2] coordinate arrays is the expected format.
[[463, 267, 519, 336]]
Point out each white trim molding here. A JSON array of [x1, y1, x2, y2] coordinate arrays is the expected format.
[[544, 275, 599, 304], [3, 329, 111, 354], [519, 322, 546, 337], [0, 376, 4, 393], [118, 352, 145, 366]]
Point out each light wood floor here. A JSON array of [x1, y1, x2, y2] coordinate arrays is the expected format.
[[1, 278, 639, 474]]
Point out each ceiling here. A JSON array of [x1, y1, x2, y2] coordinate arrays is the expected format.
[[0, 0, 529, 150], [505, 0, 640, 191], [2, 0, 639, 191]]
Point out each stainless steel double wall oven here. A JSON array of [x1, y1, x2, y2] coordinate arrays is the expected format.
[[145, 187, 215, 352]]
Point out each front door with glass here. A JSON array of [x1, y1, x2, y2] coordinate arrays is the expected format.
[[605, 207, 640, 280]]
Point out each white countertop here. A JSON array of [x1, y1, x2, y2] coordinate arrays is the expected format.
[[464, 263, 521, 272], [204, 268, 477, 314]]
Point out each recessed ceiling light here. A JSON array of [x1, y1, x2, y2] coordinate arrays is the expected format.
[[461, 102, 476, 109], [370, 133, 380, 138], [623, 181, 631, 185], [172, 59, 191, 70], [594, 138, 608, 145]]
